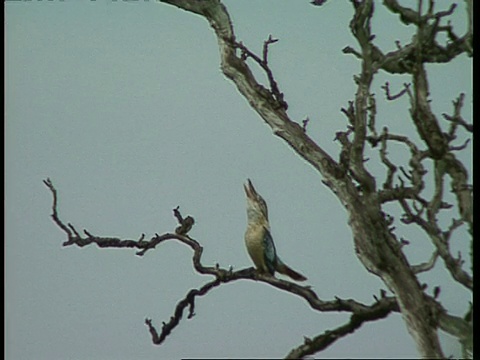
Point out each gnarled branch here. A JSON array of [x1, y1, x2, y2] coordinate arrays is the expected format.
[[44, 179, 401, 352]]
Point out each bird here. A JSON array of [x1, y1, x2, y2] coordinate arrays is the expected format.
[[243, 179, 307, 281]]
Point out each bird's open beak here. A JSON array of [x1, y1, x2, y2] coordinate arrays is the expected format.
[[244, 179, 257, 199]]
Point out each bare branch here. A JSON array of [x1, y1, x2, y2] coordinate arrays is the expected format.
[[43, 178, 73, 238], [373, 43, 416, 74], [302, 117, 310, 133], [449, 138, 470, 152], [412, 250, 439, 274], [367, 93, 377, 138], [442, 93, 473, 135], [145, 278, 222, 345], [148, 270, 400, 349], [229, 36, 288, 110], [442, 218, 464, 243], [438, 312, 473, 358], [427, 159, 447, 223], [399, 198, 472, 290], [285, 301, 394, 359], [370, 132, 428, 203], [173, 206, 195, 235], [341, 100, 355, 128], [381, 81, 411, 101], [443, 153, 473, 235], [379, 127, 397, 190], [383, 0, 421, 25], [383, 1, 456, 27], [369, 1, 472, 75], [342, 45, 362, 59], [262, 34, 278, 65], [347, 0, 377, 194], [68, 223, 81, 238], [409, 47, 449, 160], [310, 0, 328, 6]]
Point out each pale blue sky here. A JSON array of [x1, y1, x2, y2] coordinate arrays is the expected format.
[[5, 1, 472, 359]]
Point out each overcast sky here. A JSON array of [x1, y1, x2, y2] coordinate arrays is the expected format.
[[5, 1, 472, 359]]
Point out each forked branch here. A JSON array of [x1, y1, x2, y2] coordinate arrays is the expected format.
[[44, 179, 401, 354]]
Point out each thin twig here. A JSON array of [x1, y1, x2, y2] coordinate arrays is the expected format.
[[230, 36, 287, 110], [381, 81, 411, 101], [412, 251, 439, 274], [43, 178, 72, 237]]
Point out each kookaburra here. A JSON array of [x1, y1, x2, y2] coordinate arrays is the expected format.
[[244, 179, 307, 281]]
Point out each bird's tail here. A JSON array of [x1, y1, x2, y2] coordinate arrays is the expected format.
[[276, 260, 307, 281]]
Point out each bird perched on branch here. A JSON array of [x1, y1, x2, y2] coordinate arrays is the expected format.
[[244, 179, 307, 281]]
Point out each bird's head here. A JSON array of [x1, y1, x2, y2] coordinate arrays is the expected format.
[[244, 179, 268, 222]]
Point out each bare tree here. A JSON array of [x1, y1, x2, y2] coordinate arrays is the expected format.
[[44, 0, 472, 358]]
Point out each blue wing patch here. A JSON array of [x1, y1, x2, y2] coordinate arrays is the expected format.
[[263, 227, 277, 275]]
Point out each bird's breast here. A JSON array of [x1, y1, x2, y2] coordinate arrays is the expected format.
[[245, 224, 267, 271]]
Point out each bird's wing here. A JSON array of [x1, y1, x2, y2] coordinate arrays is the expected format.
[[262, 227, 277, 275]]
